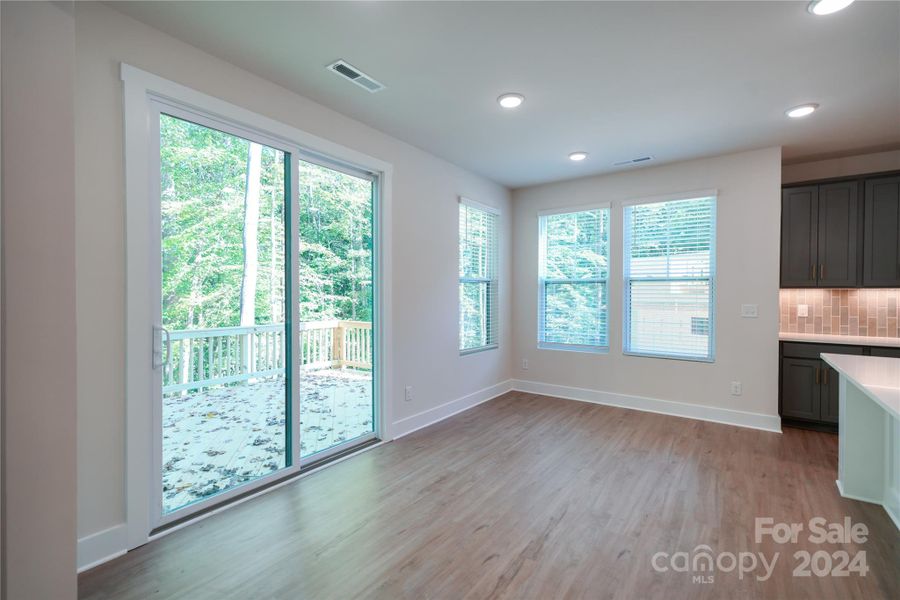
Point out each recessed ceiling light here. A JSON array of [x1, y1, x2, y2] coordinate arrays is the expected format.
[[808, 0, 855, 15], [569, 151, 588, 162], [786, 103, 819, 118], [497, 93, 524, 109]]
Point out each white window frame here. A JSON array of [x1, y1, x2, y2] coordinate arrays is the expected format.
[[622, 190, 717, 363], [458, 196, 500, 355], [122, 64, 394, 549], [537, 203, 610, 354]]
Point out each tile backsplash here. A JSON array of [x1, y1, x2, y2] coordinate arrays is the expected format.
[[779, 289, 900, 338]]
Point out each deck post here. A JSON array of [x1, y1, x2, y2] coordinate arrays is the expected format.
[[333, 322, 345, 368]]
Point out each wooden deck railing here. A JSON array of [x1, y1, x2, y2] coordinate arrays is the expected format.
[[163, 320, 372, 394]]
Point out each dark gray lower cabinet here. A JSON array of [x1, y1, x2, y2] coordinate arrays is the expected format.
[[778, 341, 886, 432], [870, 347, 900, 359], [821, 365, 839, 425], [781, 357, 820, 421]]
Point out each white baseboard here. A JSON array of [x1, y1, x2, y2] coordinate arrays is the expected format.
[[77, 524, 127, 573], [511, 379, 782, 433], [391, 379, 513, 439]]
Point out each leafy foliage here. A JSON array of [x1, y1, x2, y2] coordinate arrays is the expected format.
[[160, 115, 372, 331], [459, 204, 498, 350], [540, 209, 609, 346], [297, 162, 373, 322]]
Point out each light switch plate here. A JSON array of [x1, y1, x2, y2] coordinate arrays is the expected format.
[[797, 304, 809, 318], [741, 304, 759, 318]]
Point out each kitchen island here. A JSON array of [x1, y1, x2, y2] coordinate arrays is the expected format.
[[821, 353, 900, 530]]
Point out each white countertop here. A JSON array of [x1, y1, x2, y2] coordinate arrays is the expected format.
[[779, 332, 900, 348], [821, 353, 900, 420]]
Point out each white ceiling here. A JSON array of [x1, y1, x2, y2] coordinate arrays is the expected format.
[[111, 1, 900, 189]]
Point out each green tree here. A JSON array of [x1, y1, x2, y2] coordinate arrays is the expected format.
[[160, 115, 373, 333]]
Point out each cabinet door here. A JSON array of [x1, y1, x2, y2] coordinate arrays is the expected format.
[[863, 176, 900, 287], [817, 181, 859, 287], [820, 364, 839, 424], [781, 358, 821, 421], [781, 186, 819, 287]]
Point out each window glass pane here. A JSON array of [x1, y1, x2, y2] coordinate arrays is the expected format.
[[544, 210, 609, 280], [459, 204, 497, 280], [624, 196, 715, 360], [459, 201, 499, 351], [625, 198, 714, 279], [297, 160, 375, 459], [539, 207, 609, 350], [627, 280, 711, 358], [543, 281, 607, 346], [460, 281, 488, 349]]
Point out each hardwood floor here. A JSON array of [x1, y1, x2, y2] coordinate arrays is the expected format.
[[79, 391, 899, 599]]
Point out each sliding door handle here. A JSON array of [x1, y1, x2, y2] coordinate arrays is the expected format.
[[152, 326, 172, 369]]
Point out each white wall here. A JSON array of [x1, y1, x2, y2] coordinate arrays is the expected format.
[[75, 1, 511, 548], [782, 149, 900, 184], [511, 147, 782, 425], [2, 1, 78, 597]]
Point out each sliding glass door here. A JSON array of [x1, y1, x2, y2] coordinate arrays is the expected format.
[[157, 112, 292, 515], [296, 159, 375, 460], [152, 105, 378, 524]]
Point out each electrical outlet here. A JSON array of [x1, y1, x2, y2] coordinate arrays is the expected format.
[[405, 385, 413, 402], [730, 381, 742, 396], [522, 358, 529, 370], [741, 304, 758, 318], [797, 304, 809, 318]]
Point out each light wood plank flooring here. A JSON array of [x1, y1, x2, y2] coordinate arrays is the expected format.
[[79, 391, 899, 599]]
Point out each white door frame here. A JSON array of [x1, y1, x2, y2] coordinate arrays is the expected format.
[[123, 64, 394, 549]]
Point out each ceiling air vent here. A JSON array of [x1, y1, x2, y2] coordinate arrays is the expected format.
[[613, 155, 654, 167], [327, 60, 386, 93]]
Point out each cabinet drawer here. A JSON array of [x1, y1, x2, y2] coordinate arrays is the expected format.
[[781, 342, 864, 359], [870, 346, 900, 359]]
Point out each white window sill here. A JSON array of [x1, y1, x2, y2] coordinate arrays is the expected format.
[[538, 342, 609, 355], [460, 344, 499, 356]]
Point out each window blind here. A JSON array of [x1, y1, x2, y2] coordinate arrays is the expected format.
[[538, 206, 610, 351], [459, 198, 499, 353], [623, 196, 716, 361]]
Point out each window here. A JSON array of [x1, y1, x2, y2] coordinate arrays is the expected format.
[[459, 197, 499, 353], [623, 195, 716, 361], [538, 205, 610, 352]]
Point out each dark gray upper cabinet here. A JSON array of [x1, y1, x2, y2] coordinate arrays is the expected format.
[[863, 176, 900, 287], [781, 180, 863, 288], [781, 186, 818, 287], [817, 182, 859, 287]]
